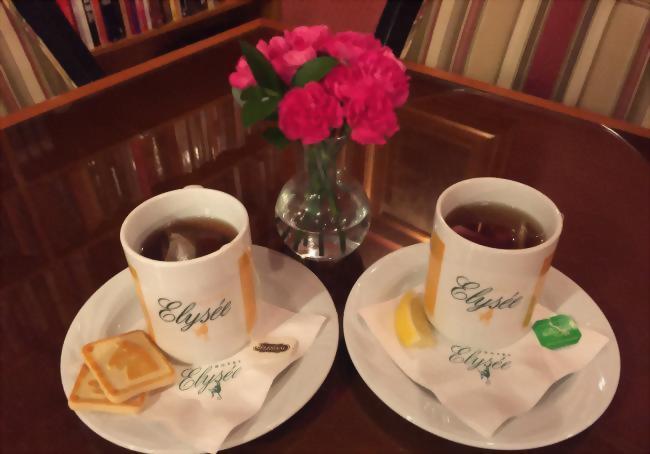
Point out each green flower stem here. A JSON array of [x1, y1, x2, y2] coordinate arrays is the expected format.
[[305, 146, 321, 216], [314, 145, 339, 216], [289, 148, 319, 253], [302, 141, 346, 255], [315, 146, 346, 254]]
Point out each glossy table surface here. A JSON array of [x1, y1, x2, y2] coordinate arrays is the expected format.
[[1, 22, 648, 454]]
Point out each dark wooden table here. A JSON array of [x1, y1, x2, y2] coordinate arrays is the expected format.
[[1, 20, 648, 454]]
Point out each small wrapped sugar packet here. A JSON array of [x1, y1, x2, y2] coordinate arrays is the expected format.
[[141, 301, 325, 453], [359, 289, 608, 437]]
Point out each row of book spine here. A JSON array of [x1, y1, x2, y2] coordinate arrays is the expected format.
[[401, 0, 650, 127], [57, 0, 220, 50]]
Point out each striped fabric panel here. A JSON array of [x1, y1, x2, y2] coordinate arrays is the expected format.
[[424, 0, 470, 70], [403, 0, 443, 63], [550, 0, 598, 101], [510, 0, 551, 91], [449, 0, 484, 74], [462, 0, 522, 85], [613, 21, 650, 118], [0, 2, 45, 105], [4, 1, 54, 98], [578, 2, 649, 116], [624, 0, 650, 8], [12, 11, 76, 96], [0, 65, 20, 113], [0, 0, 76, 115], [401, 0, 650, 128], [521, 0, 587, 99], [626, 60, 650, 124], [401, 1, 427, 59], [417, 0, 442, 63], [562, 0, 615, 106], [496, 0, 542, 89], [0, 22, 33, 106]]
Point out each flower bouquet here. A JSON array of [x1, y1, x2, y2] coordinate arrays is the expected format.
[[229, 25, 409, 261]]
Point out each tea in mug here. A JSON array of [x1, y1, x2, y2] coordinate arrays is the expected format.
[[444, 202, 545, 249], [140, 217, 238, 261]]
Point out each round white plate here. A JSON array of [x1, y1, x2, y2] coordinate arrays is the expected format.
[[61, 245, 338, 453], [343, 243, 620, 450]]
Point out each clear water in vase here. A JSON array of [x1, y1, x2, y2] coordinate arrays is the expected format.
[[275, 168, 371, 262]]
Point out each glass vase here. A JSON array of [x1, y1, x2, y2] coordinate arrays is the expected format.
[[275, 135, 371, 261]]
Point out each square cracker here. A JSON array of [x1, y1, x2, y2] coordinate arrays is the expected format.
[[68, 364, 146, 414], [82, 330, 175, 403]]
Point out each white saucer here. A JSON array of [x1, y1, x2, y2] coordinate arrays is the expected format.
[[343, 243, 620, 450], [61, 245, 338, 453]]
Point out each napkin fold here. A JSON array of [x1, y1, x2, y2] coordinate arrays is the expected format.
[[359, 288, 608, 437], [142, 301, 326, 453]]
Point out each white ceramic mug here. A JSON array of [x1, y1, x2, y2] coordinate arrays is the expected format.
[[120, 187, 256, 364], [423, 178, 562, 349]]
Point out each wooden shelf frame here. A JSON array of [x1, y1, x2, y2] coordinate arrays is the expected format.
[[91, 0, 251, 56], [91, 0, 259, 74]]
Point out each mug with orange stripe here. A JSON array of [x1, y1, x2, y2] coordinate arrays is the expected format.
[[120, 187, 256, 364], [423, 178, 563, 349]]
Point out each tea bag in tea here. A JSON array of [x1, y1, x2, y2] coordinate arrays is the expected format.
[[515, 222, 528, 249], [140, 218, 238, 261], [164, 232, 197, 261], [452, 224, 514, 249]]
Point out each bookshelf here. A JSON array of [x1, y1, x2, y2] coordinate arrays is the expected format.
[[0, 1, 265, 129], [91, 0, 260, 74]]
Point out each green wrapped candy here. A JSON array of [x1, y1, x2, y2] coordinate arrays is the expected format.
[[532, 314, 582, 350]]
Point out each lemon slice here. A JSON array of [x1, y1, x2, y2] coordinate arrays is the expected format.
[[394, 291, 434, 348]]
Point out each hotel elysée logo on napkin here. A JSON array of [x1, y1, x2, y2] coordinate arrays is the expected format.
[[448, 345, 512, 384], [178, 360, 243, 400]]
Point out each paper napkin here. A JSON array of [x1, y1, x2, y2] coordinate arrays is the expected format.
[[358, 288, 608, 437], [141, 300, 326, 453]]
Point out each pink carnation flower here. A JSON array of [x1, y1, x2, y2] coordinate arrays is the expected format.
[[229, 38, 283, 89], [322, 65, 357, 103], [229, 37, 298, 88], [231, 26, 331, 89], [345, 84, 398, 145], [380, 46, 406, 70], [277, 48, 317, 84], [279, 82, 343, 145], [323, 31, 382, 64], [284, 25, 330, 51], [355, 49, 409, 107], [269, 26, 329, 84], [229, 56, 255, 89], [256, 37, 296, 85], [323, 48, 409, 108]]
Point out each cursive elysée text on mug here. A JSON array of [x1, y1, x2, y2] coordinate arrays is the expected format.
[[451, 276, 523, 312], [158, 297, 231, 332]]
